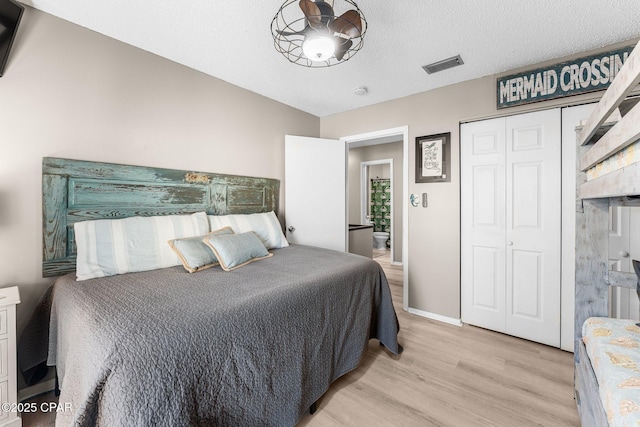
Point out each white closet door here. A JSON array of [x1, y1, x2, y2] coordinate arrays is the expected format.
[[461, 117, 507, 333], [504, 109, 561, 347], [461, 109, 561, 347]]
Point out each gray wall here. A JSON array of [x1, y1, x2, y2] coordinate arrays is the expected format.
[[348, 142, 403, 263], [321, 39, 639, 320], [0, 7, 319, 344]]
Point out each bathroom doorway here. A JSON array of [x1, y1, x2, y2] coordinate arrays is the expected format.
[[342, 125, 408, 311], [347, 141, 403, 267], [285, 126, 408, 309], [360, 159, 394, 261]]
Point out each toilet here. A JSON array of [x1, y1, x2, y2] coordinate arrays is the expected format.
[[372, 232, 390, 250]]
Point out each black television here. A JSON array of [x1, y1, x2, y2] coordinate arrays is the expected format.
[[0, 0, 24, 77]]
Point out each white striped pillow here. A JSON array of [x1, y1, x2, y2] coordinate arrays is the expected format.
[[207, 211, 289, 249], [74, 212, 209, 281]]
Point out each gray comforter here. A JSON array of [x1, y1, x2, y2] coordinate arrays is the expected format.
[[46, 244, 400, 426]]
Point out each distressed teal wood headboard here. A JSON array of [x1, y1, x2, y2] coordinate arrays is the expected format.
[[42, 157, 280, 277]]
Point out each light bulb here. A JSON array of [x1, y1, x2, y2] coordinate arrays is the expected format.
[[302, 35, 336, 62]]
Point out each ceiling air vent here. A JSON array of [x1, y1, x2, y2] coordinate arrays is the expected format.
[[422, 55, 464, 74]]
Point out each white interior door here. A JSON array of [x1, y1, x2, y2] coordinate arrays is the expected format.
[[461, 117, 507, 333], [285, 135, 347, 251], [461, 109, 561, 347], [504, 109, 561, 347]]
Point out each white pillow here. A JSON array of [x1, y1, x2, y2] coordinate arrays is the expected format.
[[74, 212, 209, 281], [207, 211, 288, 249]]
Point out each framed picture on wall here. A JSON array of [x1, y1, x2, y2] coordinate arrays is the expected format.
[[415, 132, 451, 183]]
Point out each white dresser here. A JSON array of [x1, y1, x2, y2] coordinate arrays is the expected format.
[[0, 287, 20, 427]]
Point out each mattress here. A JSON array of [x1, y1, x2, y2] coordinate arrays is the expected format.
[[583, 317, 640, 426], [45, 244, 400, 426]]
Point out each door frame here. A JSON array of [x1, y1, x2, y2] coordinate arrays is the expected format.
[[341, 126, 409, 311]]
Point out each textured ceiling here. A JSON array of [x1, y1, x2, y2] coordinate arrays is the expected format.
[[18, 0, 640, 117]]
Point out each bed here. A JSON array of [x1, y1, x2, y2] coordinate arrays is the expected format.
[[30, 157, 401, 426], [574, 42, 640, 426]]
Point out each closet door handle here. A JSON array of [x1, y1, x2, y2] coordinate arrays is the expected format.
[[288, 226, 295, 233], [620, 250, 629, 258], [508, 241, 514, 246]]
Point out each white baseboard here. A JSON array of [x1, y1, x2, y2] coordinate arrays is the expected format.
[[407, 307, 462, 327], [390, 261, 403, 266], [18, 379, 56, 402]]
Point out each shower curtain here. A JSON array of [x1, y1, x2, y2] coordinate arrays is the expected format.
[[370, 178, 391, 235]]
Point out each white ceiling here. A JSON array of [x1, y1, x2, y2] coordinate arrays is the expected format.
[[18, 0, 640, 117]]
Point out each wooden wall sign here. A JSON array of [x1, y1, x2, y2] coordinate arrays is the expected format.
[[497, 45, 635, 109]]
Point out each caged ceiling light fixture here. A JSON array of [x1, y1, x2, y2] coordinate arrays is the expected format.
[[271, 0, 367, 67]]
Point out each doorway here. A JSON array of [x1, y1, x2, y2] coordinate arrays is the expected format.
[[342, 126, 409, 310], [284, 127, 409, 310], [355, 158, 396, 262]]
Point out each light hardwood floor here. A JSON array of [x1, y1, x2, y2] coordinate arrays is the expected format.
[[299, 250, 579, 426], [22, 251, 580, 426]]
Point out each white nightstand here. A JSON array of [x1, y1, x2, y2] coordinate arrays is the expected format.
[[0, 287, 20, 427]]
